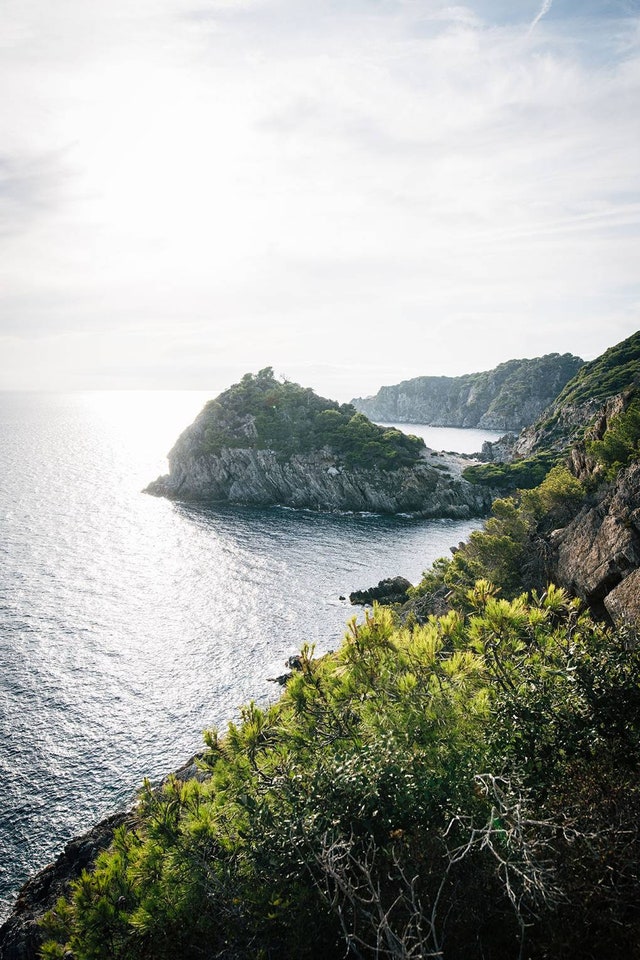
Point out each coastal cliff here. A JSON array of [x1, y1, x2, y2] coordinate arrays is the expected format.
[[145, 369, 493, 517], [491, 331, 640, 461], [411, 332, 640, 628], [352, 353, 583, 431], [146, 446, 493, 517]]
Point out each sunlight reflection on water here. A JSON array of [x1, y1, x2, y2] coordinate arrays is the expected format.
[[0, 392, 487, 918]]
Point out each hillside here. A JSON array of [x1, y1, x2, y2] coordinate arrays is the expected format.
[[352, 353, 583, 431], [511, 330, 640, 458], [145, 368, 493, 517], [411, 331, 640, 625]]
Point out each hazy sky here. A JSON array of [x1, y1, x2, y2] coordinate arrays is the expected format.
[[1, 0, 639, 401]]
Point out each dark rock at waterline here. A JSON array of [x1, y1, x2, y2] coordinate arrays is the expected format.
[[349, 576, 413, 606], [0, 757, 209, 960], [0, 812, 130, 960]]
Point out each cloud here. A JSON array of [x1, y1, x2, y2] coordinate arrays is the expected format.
[[0, 0, 638, 396], [528, 0, 553, 34]]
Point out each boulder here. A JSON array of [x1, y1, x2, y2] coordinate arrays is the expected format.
[[349, 576, 413, 606]]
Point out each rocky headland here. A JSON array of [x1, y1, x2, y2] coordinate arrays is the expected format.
[[352, 353, 583, 431], [145, 368, 494, 518]]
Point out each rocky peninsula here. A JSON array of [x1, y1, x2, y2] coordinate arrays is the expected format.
[[145, 368, 494, 518]]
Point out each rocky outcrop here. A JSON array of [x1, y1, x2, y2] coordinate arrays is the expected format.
[[352, 354, 583, 431], [146, 446, 494, 519], [478, 433, 517, 463], [349, 576, 413, 606], [604, 570, 640, 626], [145, 371, 496, 518], [549, 461, 640, 625], [506, 332, 640, 461]]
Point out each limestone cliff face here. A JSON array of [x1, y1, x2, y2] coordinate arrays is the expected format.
[[352, 354, 583, 431], [146, 437, 493, 518], [548, 461, 640, 626]]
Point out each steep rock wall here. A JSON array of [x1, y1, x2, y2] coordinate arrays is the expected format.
[[548, 461, 640, 623], [146, 443, 494, 518]]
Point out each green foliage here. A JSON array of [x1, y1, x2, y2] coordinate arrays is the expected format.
[[554, 331, 640, 407], [412, 496, 537, 602], [40, 592, 640, 960], [198, 369, 425, 470], [587, 395, 640, 479], [521, 464, 585, 524], [412, 465, 585, 607], [462, 451, 559, 490]]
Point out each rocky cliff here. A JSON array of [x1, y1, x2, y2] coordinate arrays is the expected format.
[[351, 353, 583, 431], [147, 445, 493, 518], [145, 370, 494, 518], [549, 460, 640, 625]]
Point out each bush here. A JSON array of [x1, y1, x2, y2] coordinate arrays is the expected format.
[[521, 464, 585, 525], [462, 452, 559, 491], [41, 593, 640, 960]]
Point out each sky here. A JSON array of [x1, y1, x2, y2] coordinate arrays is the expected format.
[[1, 0, 639, 402]]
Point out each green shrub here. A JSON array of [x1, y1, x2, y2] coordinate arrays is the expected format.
[[462, 452, 559, 491], [40, 592, 640, 960], [521, 464, 585, 524]]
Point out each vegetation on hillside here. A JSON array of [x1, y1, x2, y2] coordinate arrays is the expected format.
[[408, 465, 586, 605], [554, 331, 640, 407], [40, 583, 640, 960], [464, 333, 640, 490], [354, 353, 583, 429], [196, 368, 425, 470], [462, 451, 559, 491], [37, 338, 640, 960]]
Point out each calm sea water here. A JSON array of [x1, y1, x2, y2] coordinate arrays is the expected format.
[[376, 422, 502, 455], [0, 392, 500, 919]]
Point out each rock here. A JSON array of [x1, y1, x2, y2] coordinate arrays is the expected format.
[[145, 371, 497, 518], [349, 576, 413, 606], [146, 446, 494, 519], [0, 812, 130, 960], [550, 462, 640, 616], [604, 569, 640, 627], [477, 434, 517, 463]]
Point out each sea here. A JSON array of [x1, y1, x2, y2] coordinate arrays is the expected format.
[[0, 391, 502, 920]]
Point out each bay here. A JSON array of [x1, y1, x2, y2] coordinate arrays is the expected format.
[[0, 392, 491, 918]]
